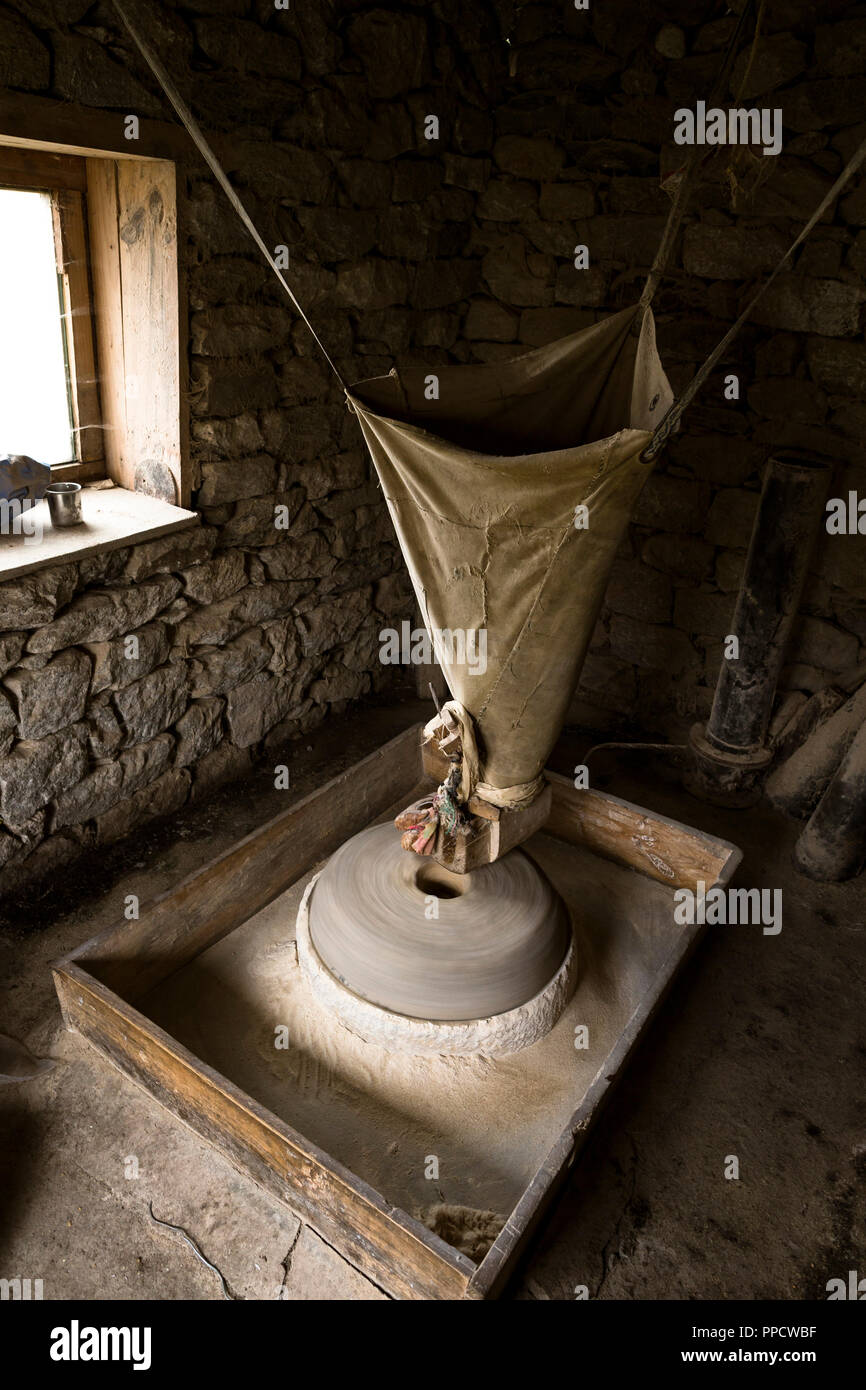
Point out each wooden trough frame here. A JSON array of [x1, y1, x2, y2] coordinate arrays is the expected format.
[[52, 723, 741, 1301]]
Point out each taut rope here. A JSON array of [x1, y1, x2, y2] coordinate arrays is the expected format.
[[644, 129, 866, 463], [111, 0, 348, 391]]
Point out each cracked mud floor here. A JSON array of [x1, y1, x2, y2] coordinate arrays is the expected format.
[[1, 694, 863, 1300]]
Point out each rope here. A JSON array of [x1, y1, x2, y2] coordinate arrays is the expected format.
[[423, 702, 545, 809], [638, 0, 758, 315], [110, 0, 348, 391], [638, 150, 702, 314], [732, 0, 767, 107], [643, 127, 866, 463]]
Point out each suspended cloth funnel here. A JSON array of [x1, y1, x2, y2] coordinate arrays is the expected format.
[[298, 303, 672, 1050], [349, 304, 673, 799]]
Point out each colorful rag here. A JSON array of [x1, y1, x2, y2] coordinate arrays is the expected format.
[[394, 759, 464, 856]]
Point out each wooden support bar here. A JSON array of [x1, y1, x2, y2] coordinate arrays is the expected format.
[[0, 90, 188, 162], [55, 190, 102, 463], [0, 144, 87, 191], [545, 773, 734, 892]]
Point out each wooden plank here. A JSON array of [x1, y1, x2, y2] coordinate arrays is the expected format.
[[174, 179, 191, 508], [0, 145, 86, 191], [116, 160, 182, 504], [55, 190, 103, 464], [0, 91, 187, 162], [468, 912, 714, 1299], [86, 158, 186, 503], [49, 458, 106, 485], [54, 962, 472, 1303], [545, 772, 737, 891], [65, 723, 423, 1001], [465, 1129, 577, 1300], [86, 158, 126, 487]]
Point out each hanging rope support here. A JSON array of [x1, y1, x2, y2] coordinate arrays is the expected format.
[[111, 0, 348, 392], [638, 0, 758, 316], [644, 129, 866, 464]]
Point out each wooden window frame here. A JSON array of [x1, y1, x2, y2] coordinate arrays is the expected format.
[[0, 101, 190, 508], [0, 146, 104, 481], [85, 156, 184, 505]]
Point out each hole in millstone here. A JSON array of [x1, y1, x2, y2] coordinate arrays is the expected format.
[[415, 861, 468, 900]]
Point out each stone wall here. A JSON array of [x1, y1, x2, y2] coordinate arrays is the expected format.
[[560, 1, 866, 739], [1, 0, 865, 887]]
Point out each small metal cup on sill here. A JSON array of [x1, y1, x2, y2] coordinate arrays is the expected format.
[[45, 481, 83, 528]]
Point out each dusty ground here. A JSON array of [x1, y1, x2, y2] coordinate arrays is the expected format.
[[0, 694, 863, 1301]]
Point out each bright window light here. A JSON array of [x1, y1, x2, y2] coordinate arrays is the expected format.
[[0, 188, 75, 465]]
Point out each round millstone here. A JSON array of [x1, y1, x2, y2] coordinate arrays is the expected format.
[[296, 822, 577, 1056]]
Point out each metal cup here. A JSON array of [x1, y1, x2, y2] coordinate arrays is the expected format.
[[45, 481, 83, 528]]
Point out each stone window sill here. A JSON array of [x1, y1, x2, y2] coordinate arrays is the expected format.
[[0, 485, 198, 581]]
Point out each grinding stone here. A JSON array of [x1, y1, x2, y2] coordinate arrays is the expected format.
[[306, 823, 571, 1022]]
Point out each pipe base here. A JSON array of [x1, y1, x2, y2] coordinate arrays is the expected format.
[[684, 722, 773, 808]]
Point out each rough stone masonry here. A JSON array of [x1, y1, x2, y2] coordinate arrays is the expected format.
[[0, 0, 864, 891]]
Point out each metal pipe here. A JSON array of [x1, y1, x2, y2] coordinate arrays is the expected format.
[[688, 451, 830, 806], [707, 452, 830, 753], [794, 718, 866, 881]]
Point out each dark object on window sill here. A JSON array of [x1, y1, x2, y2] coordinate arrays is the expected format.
[[0, 454, 51, 505]]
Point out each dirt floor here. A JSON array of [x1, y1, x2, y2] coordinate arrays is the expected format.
[[1, 694, 863, 1301]]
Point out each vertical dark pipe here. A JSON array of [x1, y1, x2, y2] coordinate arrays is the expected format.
[[705, 452, 830, 756], [794, 719, 866, 881]]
